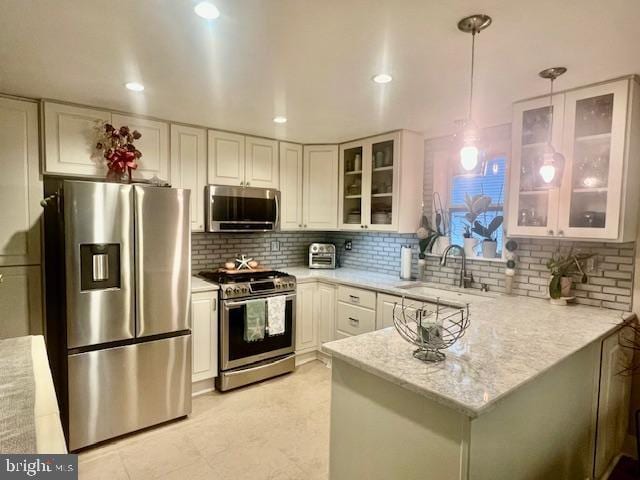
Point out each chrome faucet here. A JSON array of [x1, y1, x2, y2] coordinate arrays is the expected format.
[[440, 244, 474, 288]]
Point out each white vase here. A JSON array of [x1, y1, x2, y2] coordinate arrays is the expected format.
[[463, 237, 478, 258], [432, 236, 450, 255], [481, 240, 498, 259]]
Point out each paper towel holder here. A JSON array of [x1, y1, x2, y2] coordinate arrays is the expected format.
[[400, 244, 414, 280]]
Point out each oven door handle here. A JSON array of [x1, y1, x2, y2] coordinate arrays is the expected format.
[[224, 294, 296, 308]]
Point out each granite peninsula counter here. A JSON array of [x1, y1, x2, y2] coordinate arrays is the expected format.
[[283, 267, 635, 480]]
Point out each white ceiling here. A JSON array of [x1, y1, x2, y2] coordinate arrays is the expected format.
[[1, 0, 638, 143]]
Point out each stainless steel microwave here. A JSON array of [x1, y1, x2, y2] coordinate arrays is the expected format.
[[205, 185, 280, 232]]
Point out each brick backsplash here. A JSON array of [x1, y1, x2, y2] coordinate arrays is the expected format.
[[331, 232, 635, 311], [192, 231, 635, 312], [191, 231, 330, 272]]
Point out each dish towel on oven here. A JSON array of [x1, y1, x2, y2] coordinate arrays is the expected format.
[[267, 295, 286, 336], [244, 300, 266, 342]]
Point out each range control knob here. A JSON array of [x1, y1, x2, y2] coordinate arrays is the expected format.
[[225, 287, 234, 296], [233, 287, 240, 295]]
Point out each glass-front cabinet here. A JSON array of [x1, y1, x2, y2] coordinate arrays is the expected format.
[[339, 132, 399, 231], [557, 82, 628, 239], [508, 95, 564, 237], [507, 77, 639, 241]]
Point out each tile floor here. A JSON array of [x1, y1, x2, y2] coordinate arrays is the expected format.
[[78, 360, 331, 480]]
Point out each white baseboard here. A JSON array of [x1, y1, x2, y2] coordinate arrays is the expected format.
[[192, 378, 216, 397]]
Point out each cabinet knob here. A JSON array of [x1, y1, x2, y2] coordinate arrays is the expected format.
[[360, 225, 364, 229], [557, 230, 564, 236], [304, 224, 307, 228], [246, 182, 250, 186], [240, 181, 244, 186], [298, 224, 302, 227], [547, 229, 554, 236], [364, 225, 368, 229]]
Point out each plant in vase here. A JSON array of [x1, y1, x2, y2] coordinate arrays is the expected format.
[[545, 248, 594, 300], [463, 193, 504, 258], [95, 123, 142, 182]]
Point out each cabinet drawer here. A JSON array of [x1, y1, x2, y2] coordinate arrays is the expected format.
[[337, 285, 376, 310], [337, 302, 376, 337]]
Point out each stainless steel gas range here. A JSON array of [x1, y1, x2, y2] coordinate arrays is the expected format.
[[198, 270, 297, 391]]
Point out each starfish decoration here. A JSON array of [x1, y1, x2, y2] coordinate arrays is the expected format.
[[235, 254, 253, 270]]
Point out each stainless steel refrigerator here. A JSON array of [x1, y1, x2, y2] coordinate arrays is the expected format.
[[43, 179, 191, 451]]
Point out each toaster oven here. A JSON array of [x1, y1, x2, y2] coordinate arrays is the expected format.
[[309, 243, 336, 269]]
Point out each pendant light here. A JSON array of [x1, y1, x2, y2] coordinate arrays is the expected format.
[[538, 67, 567, 185], [457, 14, 492, 171]]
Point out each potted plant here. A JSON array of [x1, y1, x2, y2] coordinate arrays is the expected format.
[[545, 248, 594, 299], [463, 193, 503, 259]]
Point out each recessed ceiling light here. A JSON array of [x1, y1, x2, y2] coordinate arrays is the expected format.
[[194, 1, 220, 19], [273, 116, 287, 124], [125, 82, 144, 92], [372, 73, 393, 84]]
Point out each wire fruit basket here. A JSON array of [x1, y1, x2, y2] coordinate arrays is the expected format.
[[392, 297, 470, 362]]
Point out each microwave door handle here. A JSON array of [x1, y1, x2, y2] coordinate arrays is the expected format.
[[274, 194, 280, 230]]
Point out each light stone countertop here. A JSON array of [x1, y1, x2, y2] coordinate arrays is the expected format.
[[191, 276, 220, 293], [281, 267, 635, 418]]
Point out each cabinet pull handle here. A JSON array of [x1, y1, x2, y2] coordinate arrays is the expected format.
[[349, 295, 360, 302], [0, 274, 3, 284], [348, 317, 359, 326]]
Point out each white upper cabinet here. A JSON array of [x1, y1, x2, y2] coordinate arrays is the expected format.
[[170, 124, 207, 231], [279, 142, 304, 230], [245, 136, 279, 188], [557, 80, 629, 239], [303, 145, 339, 230], [44, 102, 110, 176], [208, 132, 279, 188], [508, 95, 564, 237], [207, 130, 245, 186], [339, 130, 424, 233], [0, 97, 41, 266], [508, 76, 640, 241], [111, 114, 169, 181]]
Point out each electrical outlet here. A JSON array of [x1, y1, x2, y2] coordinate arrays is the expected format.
[[344, 240, 352, 251], [270, 240, 280, 252]]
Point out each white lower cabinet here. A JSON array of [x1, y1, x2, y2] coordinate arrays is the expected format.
[[593, 328, 633, 478], [336, 285, 376, 338], [317, 283, 337, 344], [0, 266, 42, 339], [376, 294, 422, 330], [191, 290, 218, 383], [296, 283, 318, 353]]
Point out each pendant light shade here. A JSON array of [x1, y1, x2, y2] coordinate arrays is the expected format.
[[457, 14, 491, 171], [538, 67, 567, 185]]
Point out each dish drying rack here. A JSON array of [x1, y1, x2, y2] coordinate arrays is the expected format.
[[392, 297, 470, 362]]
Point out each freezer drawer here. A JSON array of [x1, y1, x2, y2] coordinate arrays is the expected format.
[[134, 185, 191, 337], [67, 335, 191, 450]]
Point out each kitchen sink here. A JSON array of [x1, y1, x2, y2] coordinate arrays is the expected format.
[[395, 282, 497, 304]]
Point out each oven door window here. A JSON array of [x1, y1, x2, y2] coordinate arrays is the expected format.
[[224, 297, 294, 365]]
